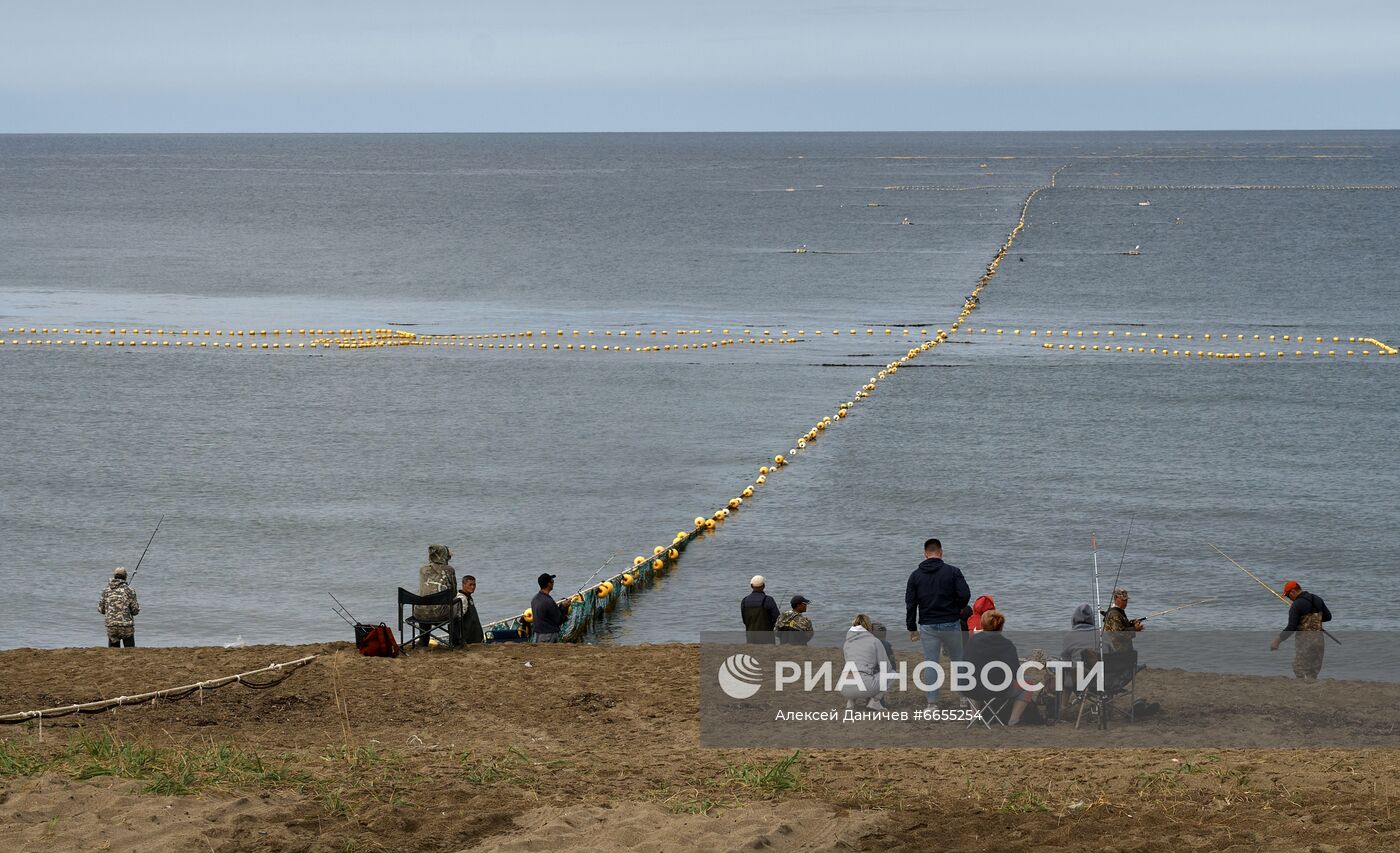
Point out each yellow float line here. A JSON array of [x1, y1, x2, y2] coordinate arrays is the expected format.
[[1067, 184, 1398, 192], [1041, 343, 1395, 359], [490, 164, 1060, 638], [958, 326, 1399, 356]]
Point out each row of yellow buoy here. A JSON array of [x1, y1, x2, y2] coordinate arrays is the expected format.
[[1073, 184, 1397, 192], [494, 166, 1057, 639], [4, 322, 950, 357], [1, 339, 337, 349], [959, 327, 1399, 355], [4, 327, 403, 337], [0, 335, 812, 354], [1043, 343, 1395, 359], [434, 326, 933, 340]]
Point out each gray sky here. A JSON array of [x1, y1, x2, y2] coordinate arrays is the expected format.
[[2, 0, 1396, 132]]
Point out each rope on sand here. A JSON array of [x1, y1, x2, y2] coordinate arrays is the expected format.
[[0, 655, 318, 725]]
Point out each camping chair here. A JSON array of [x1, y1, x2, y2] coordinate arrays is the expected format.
[[1068, 647, 1138, 730], [964, 690, 1010, 730], [397, 588, 457, 650]]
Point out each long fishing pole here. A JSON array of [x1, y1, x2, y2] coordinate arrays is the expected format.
[[575, 551, 622, 596], [328, 592, 359, 626], [1109, 513, 1135, 598], [1141, 598, 1214, 621], [1207, 543, 1339, 645], [129, 515, 165, 580]]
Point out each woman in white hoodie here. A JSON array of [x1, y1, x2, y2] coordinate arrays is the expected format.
[[841, 614, 892, 711]]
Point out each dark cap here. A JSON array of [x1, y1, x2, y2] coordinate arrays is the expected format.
[[537, 573, 556, 588], [791, 594, 810, 607]]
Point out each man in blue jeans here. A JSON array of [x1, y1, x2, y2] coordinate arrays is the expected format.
[[906, 538, 971, 708]]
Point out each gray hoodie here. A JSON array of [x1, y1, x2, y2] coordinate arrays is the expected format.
[[840, 626, 892, 699], [1061, 602, 1100, 660]]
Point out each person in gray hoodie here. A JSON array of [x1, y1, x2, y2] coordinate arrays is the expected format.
[[1061, 602, 1101, 661], [840, 614, 892, 711]]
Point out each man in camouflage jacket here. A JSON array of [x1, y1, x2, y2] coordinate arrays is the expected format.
[[1102, 588, 1143, 651], [414, 544, 457, 631], [98, 566, 140, 647]]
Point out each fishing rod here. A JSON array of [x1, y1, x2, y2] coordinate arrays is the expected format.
[[1140, 598, 1215, 621], [328, 592, 359, 627], [1109, 513, 1135, 599], [129, 515, 165, 580], [1091, 534, 1102, 628], [1207, 543, 1339, 645], [574, 551, 622, 597]]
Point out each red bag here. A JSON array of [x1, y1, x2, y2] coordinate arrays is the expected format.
[[355, 623, 401, 658]]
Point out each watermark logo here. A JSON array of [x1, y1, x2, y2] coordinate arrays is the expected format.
[[717, 653, 763, 699]]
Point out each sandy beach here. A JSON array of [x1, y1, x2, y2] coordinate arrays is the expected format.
[[2, 643, 1398, 852]]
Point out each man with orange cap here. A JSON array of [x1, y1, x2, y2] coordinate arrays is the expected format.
[[1269, 580, 1331, 681]]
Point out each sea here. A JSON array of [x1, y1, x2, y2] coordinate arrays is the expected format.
[[2, 131, 1398, 654]]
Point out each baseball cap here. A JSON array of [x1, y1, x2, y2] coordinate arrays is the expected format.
[[537, 573, 556, 588], [750, 575, 766, 587], [791, 594, 810, 607], [1282, 580, 1301, 596], [114, 566, 127, 578]]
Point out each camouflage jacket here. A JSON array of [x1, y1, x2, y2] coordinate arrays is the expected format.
[[1103, 606, 1135, 633], [1102, 606, 1136, 649], [98, 579, 140, 636], [775, 610, 813, 632], [415, 545, 457, 623]]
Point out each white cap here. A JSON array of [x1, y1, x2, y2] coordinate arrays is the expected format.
[[750, 575, 766, 588]]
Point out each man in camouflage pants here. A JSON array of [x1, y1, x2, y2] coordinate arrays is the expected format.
[[1270, 579, 1331, 681], [98, 566, 140, 647]]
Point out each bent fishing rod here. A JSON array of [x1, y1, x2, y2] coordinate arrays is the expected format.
[[129, 515, 165, 580], [1207, 543, 1339, 644]]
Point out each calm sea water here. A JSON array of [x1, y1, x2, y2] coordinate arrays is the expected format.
[[2, 132, 1398, 653]]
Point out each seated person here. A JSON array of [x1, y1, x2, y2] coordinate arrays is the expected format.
[[1061, 602, 1100, 661], [962, 610, 1037, 725], [414, 544, 457, 645], [453, 575, 484, 646]]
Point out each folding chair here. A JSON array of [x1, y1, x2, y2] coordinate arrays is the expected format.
[[397, 587, 457, 650], [1068, 648, 1138, 730], [964, 692, 1009, 730]]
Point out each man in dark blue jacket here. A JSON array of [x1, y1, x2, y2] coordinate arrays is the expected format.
[[906, 538, 971, 707], [530, 573, 571, 643], [741, 575, 781, 644]]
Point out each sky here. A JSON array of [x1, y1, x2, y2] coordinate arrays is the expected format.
[[1, 0, 1396, 132]]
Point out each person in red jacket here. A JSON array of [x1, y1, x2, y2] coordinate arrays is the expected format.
[[967, 594, 996, 634]]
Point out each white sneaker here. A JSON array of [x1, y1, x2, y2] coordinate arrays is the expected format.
[[866, 698, 888, 711], [845, 699, 858, 711]]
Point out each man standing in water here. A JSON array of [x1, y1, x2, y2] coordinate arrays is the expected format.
[[98, 566, 140, 647], [1270, 580, 1331, 681], [906, 538, 970, 708]]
